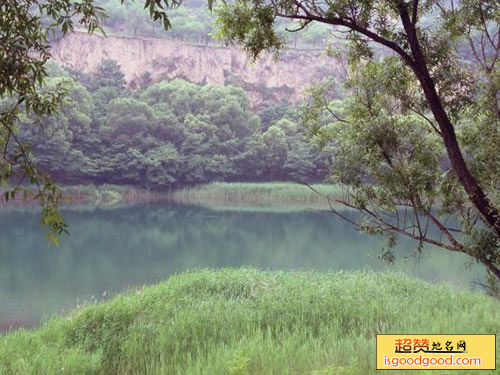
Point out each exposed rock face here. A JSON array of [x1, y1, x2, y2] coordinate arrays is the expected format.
[[51, 32, 342, 106]]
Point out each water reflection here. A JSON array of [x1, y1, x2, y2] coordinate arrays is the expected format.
[[0, 204, 486, 330]]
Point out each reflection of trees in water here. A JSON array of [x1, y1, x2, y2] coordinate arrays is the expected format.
[[0, 205, 485, 329]]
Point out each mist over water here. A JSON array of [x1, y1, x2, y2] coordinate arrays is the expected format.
[[0, 204, 486, 331]]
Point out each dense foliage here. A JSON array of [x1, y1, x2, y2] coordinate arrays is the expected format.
[[14, 61, 327, 189], [1, 0, 330, 244], [4, 0, 500, 286], [87, 0, 333, 46], [214, 0, 500, 284], [0, 0, 110, 244]]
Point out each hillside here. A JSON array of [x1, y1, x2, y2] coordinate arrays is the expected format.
[[51, 31, 343, 106]]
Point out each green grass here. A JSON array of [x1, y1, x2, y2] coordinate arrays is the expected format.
[[62, 184, 167, 206], [2, 182, 344, 211], [0, 184, 166, 208], [168, 182, 344, 210], [1, 269, 499, 375]]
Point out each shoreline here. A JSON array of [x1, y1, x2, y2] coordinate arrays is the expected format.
[[0, 182, 343, 210]]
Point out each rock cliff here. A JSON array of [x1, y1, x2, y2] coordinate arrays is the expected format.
[[51, 32, 343, 106]]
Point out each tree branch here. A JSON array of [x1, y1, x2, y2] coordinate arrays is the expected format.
[[275, 9, 416, 68], [411, 0, 419, 25]]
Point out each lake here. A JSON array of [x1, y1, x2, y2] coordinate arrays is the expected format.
[[0, 203, 486, 332]]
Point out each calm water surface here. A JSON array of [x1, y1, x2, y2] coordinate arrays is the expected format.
[[0, 204, 486, 331]]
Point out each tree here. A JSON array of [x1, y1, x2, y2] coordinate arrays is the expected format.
[[92, 59, 126, 91], [0, 0, 109, 244], [0, 0, 182, 244], [262, 125, 288, 180], [17, 77, 95, 183], [215, 0, 500, 284]]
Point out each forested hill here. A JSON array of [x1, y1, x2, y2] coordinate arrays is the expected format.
[[50, 31, 343, 107], [15, 71, 329, 189], [21, 2, 340, 189]]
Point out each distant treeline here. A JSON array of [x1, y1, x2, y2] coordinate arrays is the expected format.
[[87, 0, 333, 47], [12, 60, 328, 189]]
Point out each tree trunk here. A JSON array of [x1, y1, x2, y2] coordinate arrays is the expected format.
[[399, 6, 500, 238]]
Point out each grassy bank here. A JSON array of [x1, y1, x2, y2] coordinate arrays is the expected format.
[[1, 269, 498, 375], [62, 185, 166, 206], [0, 184, 166, 208], [1, 182, 342, 210], [168, 182, 343, 210]]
